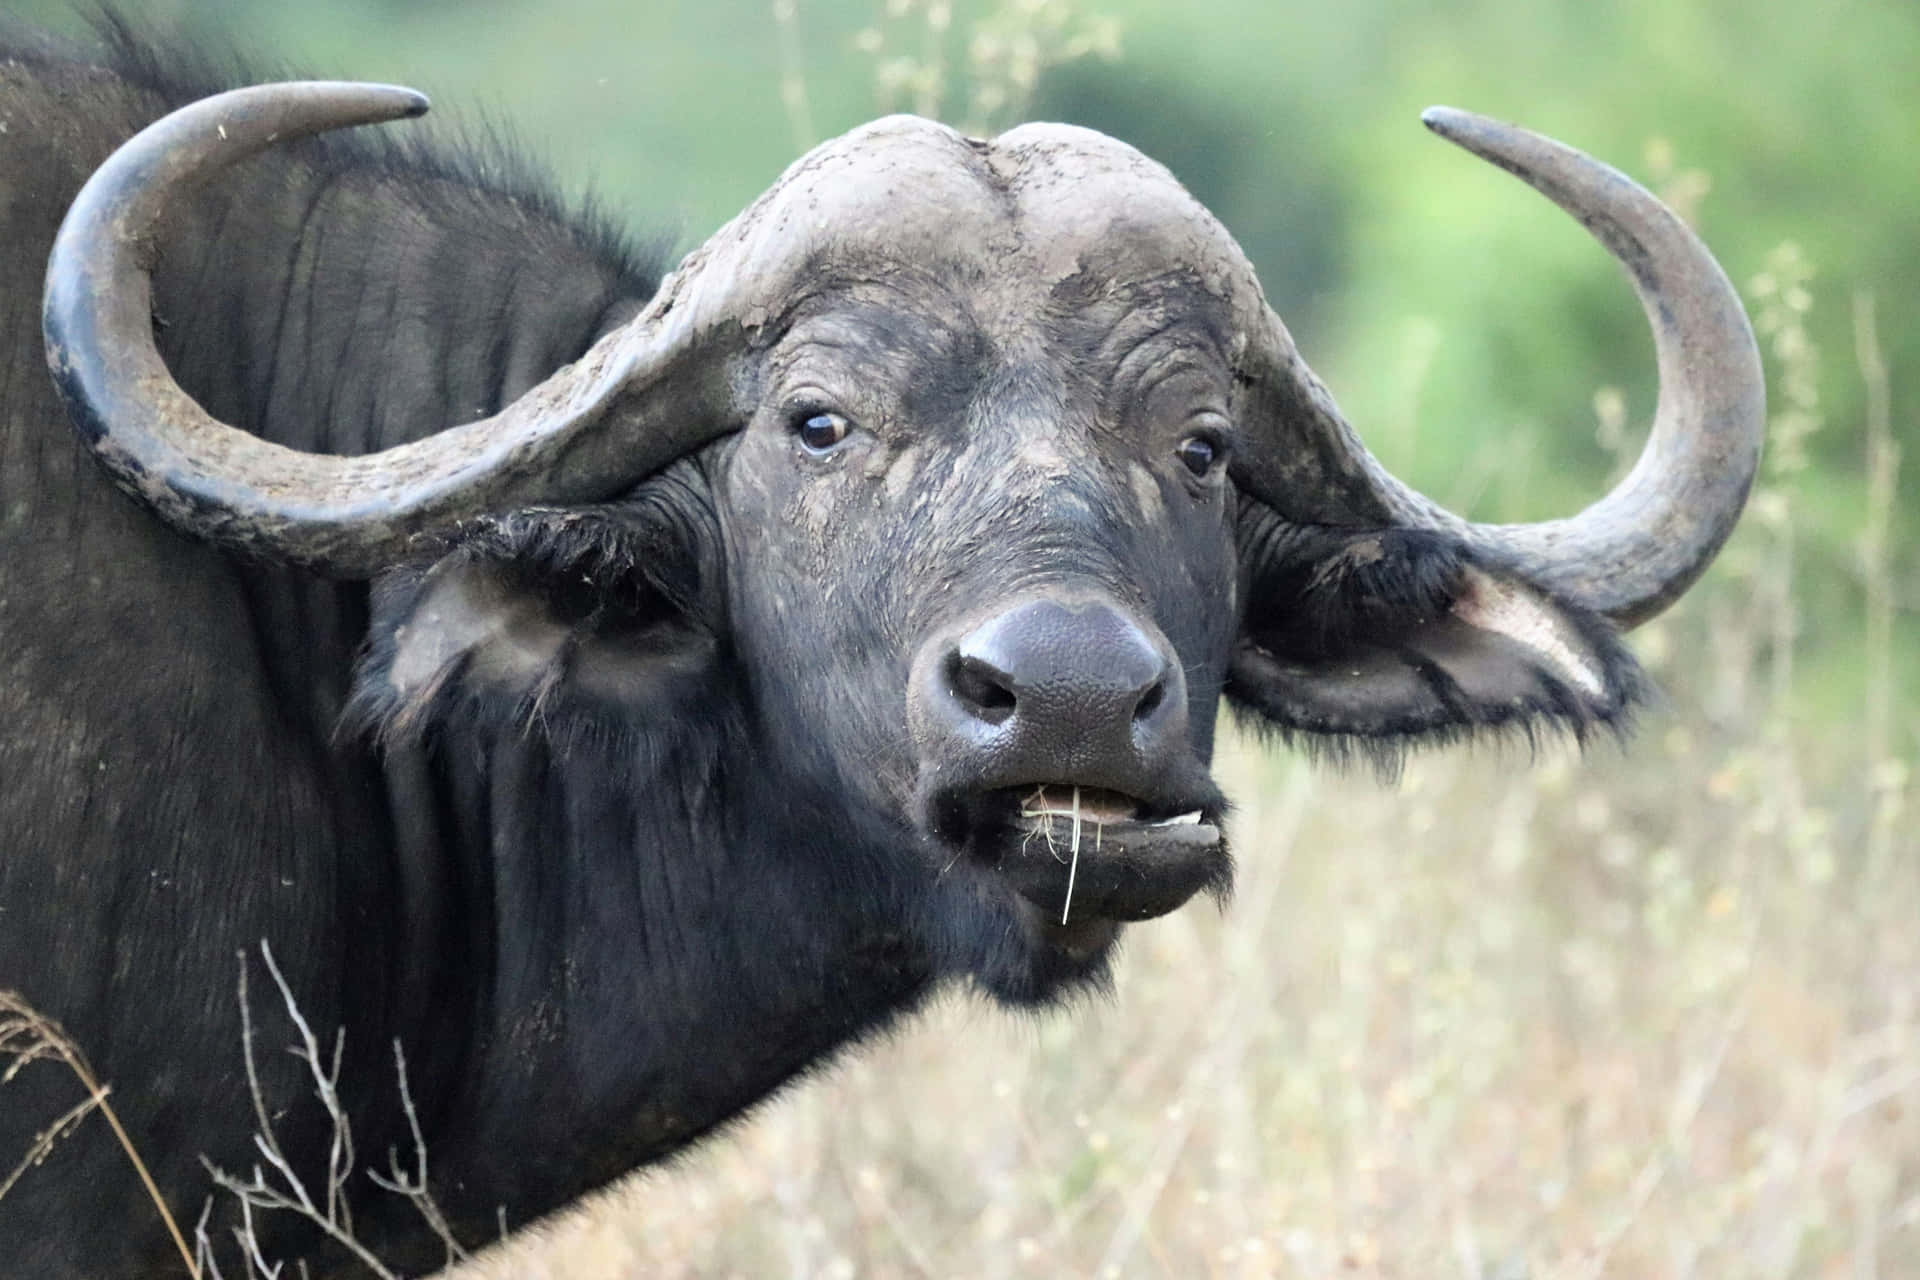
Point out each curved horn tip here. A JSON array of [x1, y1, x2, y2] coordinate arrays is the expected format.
[[262, 81, 430, 126], [391, 87, 431, 119], [1420, 105, 1501, 145], [334, 83, 430, 123]]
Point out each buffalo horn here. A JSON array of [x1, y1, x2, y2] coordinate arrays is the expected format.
[[1235, 108, 1765, 628], [43, 82, 748, 577]]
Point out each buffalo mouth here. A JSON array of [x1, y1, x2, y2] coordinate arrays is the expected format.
[[937, 784, 1229, 925]]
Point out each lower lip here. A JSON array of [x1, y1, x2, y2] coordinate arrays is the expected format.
[[991, 814, 1225, 923]]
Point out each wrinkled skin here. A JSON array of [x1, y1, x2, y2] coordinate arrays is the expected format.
[[0, 22, 1663, 1279], [721, 267, 1239, 955]]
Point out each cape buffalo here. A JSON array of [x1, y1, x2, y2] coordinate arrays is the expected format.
[[0, 23, 1762, 1278]]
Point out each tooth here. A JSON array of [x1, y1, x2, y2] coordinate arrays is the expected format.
[[1151, 811, 1204, 827]]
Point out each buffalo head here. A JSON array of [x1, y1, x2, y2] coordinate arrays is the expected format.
[[42, 87, 1762, 1001]]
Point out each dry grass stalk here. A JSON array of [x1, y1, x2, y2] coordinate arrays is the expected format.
[[0, 990, 198, 1274], [1853, 289, 1904, 881], [1064, 785, 1082, 924], [847, 0, 1121, 135], [1019, 784, 1109, 924], [4, 955, 472, 1277]]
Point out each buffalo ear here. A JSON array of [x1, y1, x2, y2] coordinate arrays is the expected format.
[[1225, 518, 1644, 761], [348, 478, 724, 742]]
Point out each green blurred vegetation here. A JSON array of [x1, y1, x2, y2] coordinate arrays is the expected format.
[[15, 0, 1914, 734]]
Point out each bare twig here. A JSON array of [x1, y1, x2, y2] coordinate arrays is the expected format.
[[195, 1198, 228, 1280], [260, 942, 357, 1232], [233, 1194, 286, 1279], [204, 944, 482, 1277], [367, 1039, 471, 1268], [204, 947, 401, 1279]]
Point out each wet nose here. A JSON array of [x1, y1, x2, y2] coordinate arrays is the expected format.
[[922, 598, 1187, 790]]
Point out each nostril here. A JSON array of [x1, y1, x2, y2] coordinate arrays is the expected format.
[[1133, 675, 1167, 724], [946, 652, 1017, 725]]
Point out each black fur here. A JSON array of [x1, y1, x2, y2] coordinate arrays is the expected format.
[[0, 20, 685, 1274]]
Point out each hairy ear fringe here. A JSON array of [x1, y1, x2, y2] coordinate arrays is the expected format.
[[439, 481, 717, 626], [1229, 508, 1653, 781], [1229, 648, 1650, 786], [345, 627, 734, 778], [342, 473, 725, 755]]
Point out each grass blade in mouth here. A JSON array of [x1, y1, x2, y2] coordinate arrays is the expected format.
[[1062, 785, 1081, 925]]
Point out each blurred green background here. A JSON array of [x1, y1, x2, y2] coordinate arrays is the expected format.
[[14, 0, 1915, 732]]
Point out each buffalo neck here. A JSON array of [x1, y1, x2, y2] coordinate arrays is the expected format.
[[369, 679, 938, 1248]]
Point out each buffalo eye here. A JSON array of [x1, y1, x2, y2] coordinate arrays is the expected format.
[[794, 410, 853, 454], [1176, 434, 1220, 478]]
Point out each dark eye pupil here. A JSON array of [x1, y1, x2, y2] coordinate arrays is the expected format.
[[1177, 435, 1217, 476], [798, 411, 851, 452]]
